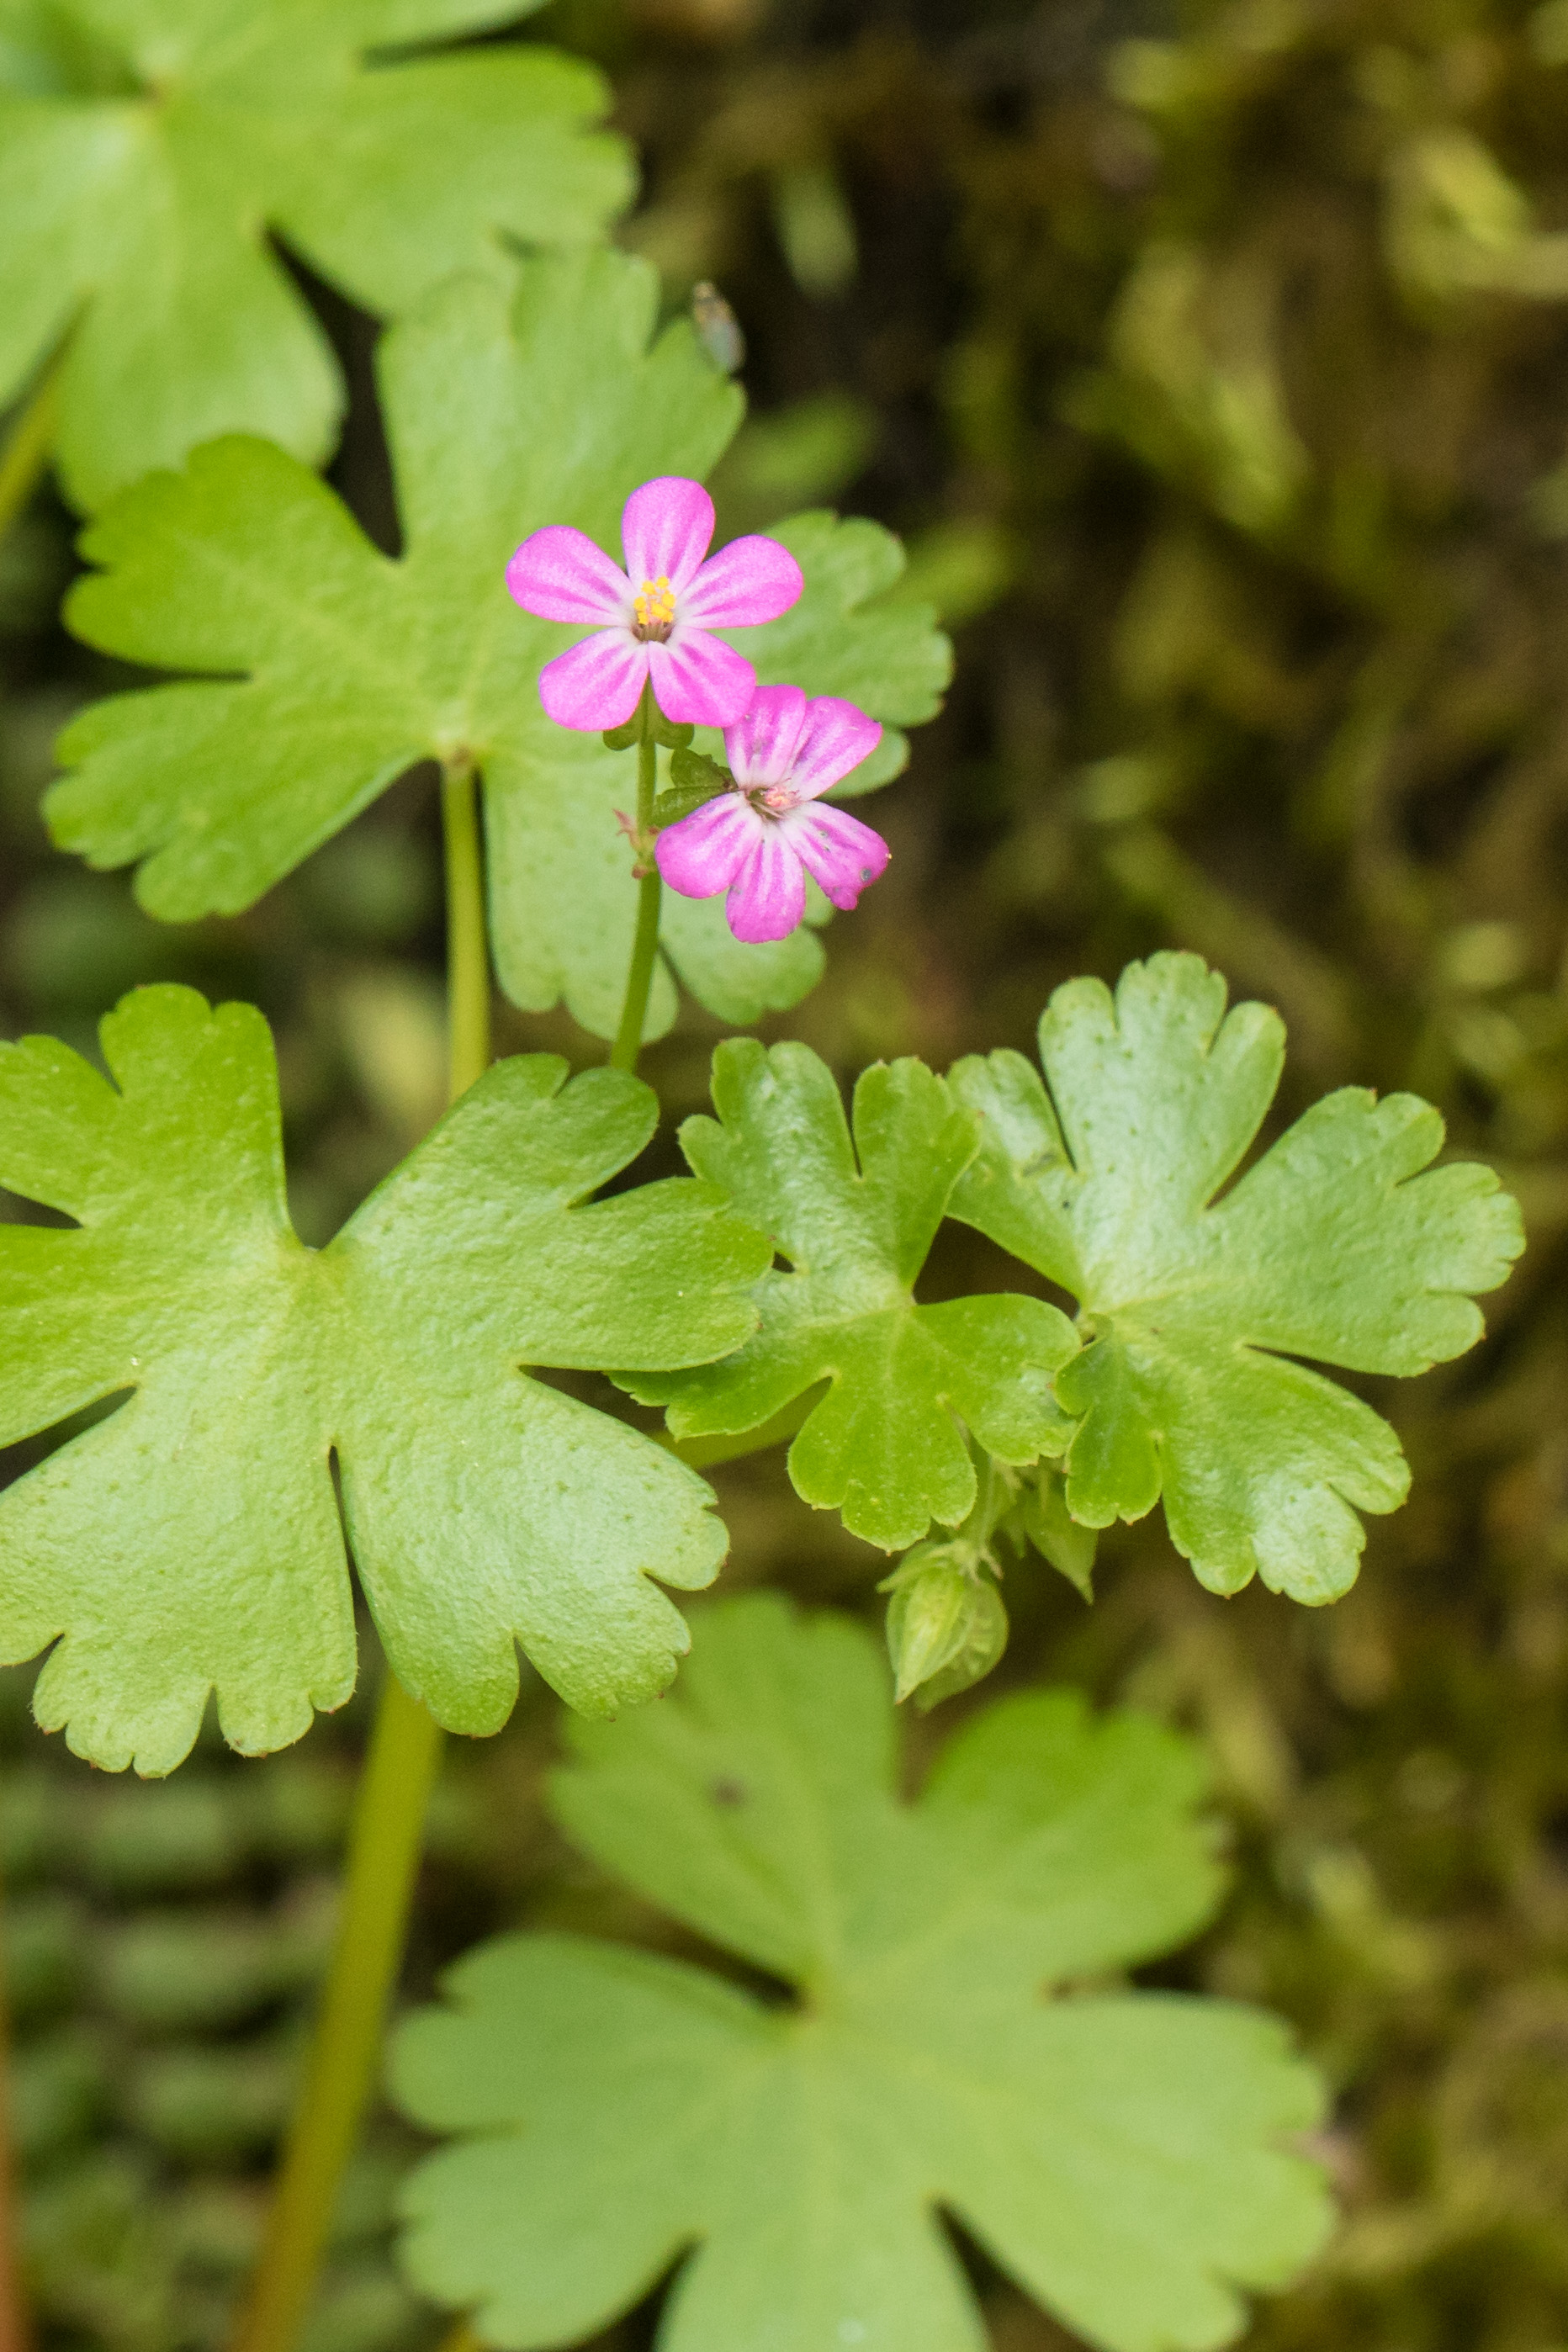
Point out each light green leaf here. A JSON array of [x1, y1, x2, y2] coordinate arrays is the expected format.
[[391, 1593, 1332, 2352], [734, 509, 951, 797], [52, 254, 948, 1040], [740, 511, 950, 721], [686, 510, 951, 798], [0, 0, 630, 510], [620, 1040, 1078, 1549], [0, 985, 771, 1775], [657, 886, 829, 1028], [950, 951, 1525, 1602]]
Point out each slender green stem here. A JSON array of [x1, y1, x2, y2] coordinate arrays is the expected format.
[[0, 352, 64, 550], [231, 1681, 443, 2352], [231, 760, 491, 2352], [442, 759, 491, 1098], [610, 726, 662, 1076]]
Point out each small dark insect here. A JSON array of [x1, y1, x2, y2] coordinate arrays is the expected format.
[[710, 1775, 749, 1806]]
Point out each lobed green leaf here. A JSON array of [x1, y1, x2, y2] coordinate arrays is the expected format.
[[0, 985, 771, 1773], [53, 253, 950, 1037], [620, 1040, 1078, 1549], [392, 1594, 1332, 2352], [0, 0, 631, 511], [949, 951, 1525, 1602]]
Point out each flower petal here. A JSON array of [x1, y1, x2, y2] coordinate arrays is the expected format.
[[538, 631, 648, 731], [682, 532, 804, 627], [787, 697, 884, 802], [621, 478, 715, 595], [655, 792, 762, 900], [647, 629, 756, 727], [723, 684, 808, 791], [506, 526, 630, 624], [726, 828, 807, 943], [779, 801, 890, 910]]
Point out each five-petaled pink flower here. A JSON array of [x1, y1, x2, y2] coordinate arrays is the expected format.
[[657, 685, 890, 943], [506, 476, 803, 731]]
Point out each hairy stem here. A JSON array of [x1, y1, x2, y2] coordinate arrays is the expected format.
[[610, 723, 662, 1076], [232, 761, 490, 2352], [0, 356, 62, 552]]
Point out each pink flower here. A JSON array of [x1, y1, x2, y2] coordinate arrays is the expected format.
[[506, 477, 803, 731], [656, 685, 890, 944]]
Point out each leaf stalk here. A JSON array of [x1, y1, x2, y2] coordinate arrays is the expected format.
[[230, 1677, 442, 2352], [442, 757, 491, 1097], [610, 700, 664, 1077], [0, 350, 64, 552], [231, 755, 490, 2351]]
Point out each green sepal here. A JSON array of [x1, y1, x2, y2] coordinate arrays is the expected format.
[[654, 745, 732, 829], [652, 744, 733, 832], [651, 787, 728, 830], [668, 744, 732, 795], [882, 1548, 1008, 1708], [880, 1440, 1020, 1705], [602, 697, 694, 755], [1017, 1465, 1097, 1600]]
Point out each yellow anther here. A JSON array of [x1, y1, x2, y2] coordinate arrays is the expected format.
[[633, 576, 675, 617], [632, 575, 678, 639]]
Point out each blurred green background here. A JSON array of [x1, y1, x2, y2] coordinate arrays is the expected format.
[[8, 0, 1568, 2344]]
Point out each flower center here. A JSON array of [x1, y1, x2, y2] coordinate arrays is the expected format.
[[632, 575, 676, 642], [747, 783, 799, 816]]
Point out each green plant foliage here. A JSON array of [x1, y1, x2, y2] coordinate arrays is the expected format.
[[50, 252, 949, 1039], [712, 510, 951, 797], [879, 1454, 1100, 1711], [1019, 1464, 1098, 1601], [391, 1593, 1332, 2352], [881, 1548, 1007, 1706], [877, 1442, 1020, 1708], [620, 1040, 1078, 1549], [654, 743, 730, 829], [0, 984, 771, 1774], [950, 953, 1524, 1602], [0, 0, 632, 511]]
